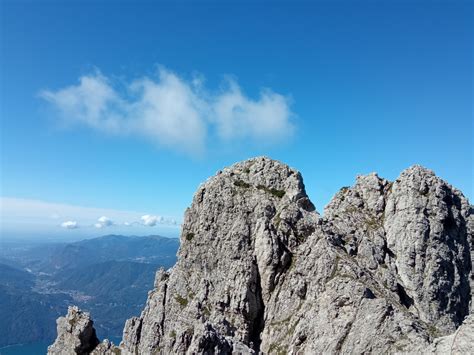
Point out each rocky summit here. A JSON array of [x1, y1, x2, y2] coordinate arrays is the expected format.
[[48, 157, 473, 354]]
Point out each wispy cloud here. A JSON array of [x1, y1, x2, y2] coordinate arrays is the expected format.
[[39, 67, 294, 155]]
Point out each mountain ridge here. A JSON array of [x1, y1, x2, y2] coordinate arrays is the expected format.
[[48, 157, 473, 354]]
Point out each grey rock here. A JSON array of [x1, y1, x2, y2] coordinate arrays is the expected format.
[[47, 306, 100, 355], [413, 314, 474, 354], [384, 166, 471, 333], [120, 157, 318, 354], [48, 157, 473, 354]]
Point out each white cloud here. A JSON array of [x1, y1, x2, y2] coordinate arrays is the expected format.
[[213, 81, 294, 141], [94, 216, 114, 228], [40, 67, 294, 155], [61, 221, 78, 229], [141, 214, 161, 226], [40, 71, 123, 133], [0, 197, 180, 231], [140, 214, 178, 227]]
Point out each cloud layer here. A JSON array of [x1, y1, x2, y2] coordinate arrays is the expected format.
[[1, 197, 179, 230], [40, 67, 294, 154]]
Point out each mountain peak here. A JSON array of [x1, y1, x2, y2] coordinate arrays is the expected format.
[[48, 158, 473, 354]]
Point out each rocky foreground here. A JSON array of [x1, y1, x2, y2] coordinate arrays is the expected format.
[[48, 157, 473, 354]]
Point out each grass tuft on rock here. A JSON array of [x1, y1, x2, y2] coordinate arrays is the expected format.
[[234, 180, 251, 188], [175, 294, 188, 308], [257, 185, 286, 198]]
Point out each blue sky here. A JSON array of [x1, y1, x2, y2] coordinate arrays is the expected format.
[[1, 0, 472, 240]]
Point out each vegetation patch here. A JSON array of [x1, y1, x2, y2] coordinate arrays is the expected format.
[[270, 315, 292, 327], [344, 206, 358, 214], [288, 317, 301, 335], [234, 180, 251, 188], [295, 231, 306, 242], [175, 294, 188, 308], [244, 168, 250, 173], [185, 233, 194, 241], [365, 215, 383, 230], [426, 323, 440, 338], [273, 212, 281, 228], [202, 306, 211, 317], [257, 185, 286, 198], [170, 330, 176, 339], [268, 342, 288, 355]]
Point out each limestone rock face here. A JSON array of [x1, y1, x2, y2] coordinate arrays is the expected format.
[[47, 306, 100, 355], [48, 157, 473, 354], [384, 166, 471, 332], [421, 314, 474, 354], [121, 157, 318, 354]]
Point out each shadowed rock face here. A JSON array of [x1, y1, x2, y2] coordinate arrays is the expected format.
[[48, 157, 473, 354]]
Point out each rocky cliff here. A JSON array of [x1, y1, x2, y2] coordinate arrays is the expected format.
[[48, 157, 473, 354]]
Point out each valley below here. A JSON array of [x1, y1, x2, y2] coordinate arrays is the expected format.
[[0, 235, 179, 350]]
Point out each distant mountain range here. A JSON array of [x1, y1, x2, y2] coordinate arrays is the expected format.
[[0, 235, 179, 347], [47, 234, 178, 271]]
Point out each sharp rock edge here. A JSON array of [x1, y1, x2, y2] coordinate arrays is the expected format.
[[47, 157, 473, 355]]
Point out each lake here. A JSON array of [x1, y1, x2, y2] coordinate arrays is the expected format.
[[0, 342, 49, 355], [0, 337, 122, 355]]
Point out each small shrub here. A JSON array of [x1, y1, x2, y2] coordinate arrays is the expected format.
[[344, 206, 358, 214], [170, 330, 176, 339], [234, 180, 250, 188], [268, 343, 288, 355], [186, 232, 194, 241], [175, 294, 188, 308], [270, 188, 285, 198], [273, 213, 281, 228], [203, 306, 211, 317], [257, 184, 285, 198], [365, 216, 382, 230], [244, 168, 250, 173]]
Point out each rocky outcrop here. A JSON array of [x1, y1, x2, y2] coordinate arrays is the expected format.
[[120, 157, 318, 354], [424, 314, 474, 354], [48, 306, 100, 355], [49, 157, 473, 354]]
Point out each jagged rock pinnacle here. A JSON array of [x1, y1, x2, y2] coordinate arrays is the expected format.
[[48, 157, 473, 354], [48, 306, 99, 355]]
